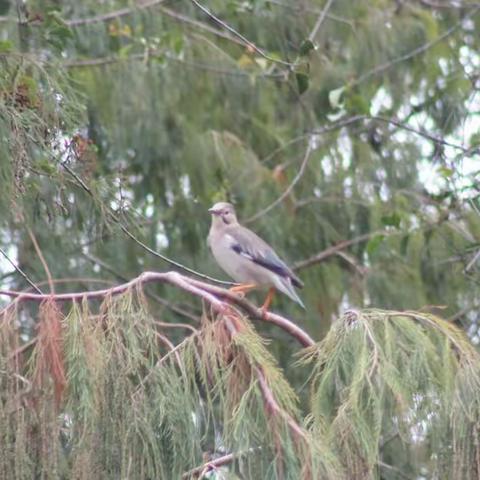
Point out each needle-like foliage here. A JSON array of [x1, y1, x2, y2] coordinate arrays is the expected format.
[[1, 291, 480, 479]]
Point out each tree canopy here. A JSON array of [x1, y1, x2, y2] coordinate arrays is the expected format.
[[1, 0, 480, 478]]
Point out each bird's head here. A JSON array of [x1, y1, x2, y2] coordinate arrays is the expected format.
[[208, 202, 238, 227]]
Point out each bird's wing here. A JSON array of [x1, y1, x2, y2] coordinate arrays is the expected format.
[[225, 225, 303, 288]]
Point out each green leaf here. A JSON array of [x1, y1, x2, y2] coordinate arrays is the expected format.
[[366, 234, 385, 256], [0, 40, 13, 53], [36, 159, 57, 175], [400, 234, 410, 256], [437, 166, 454, 178], [44, 10, 73, 51], [381, 212, 402, 228], [345, 93, 370, 115], [469, 132, 480, 148], [299, 39, 315, 56], [296, 72, 309, 95]]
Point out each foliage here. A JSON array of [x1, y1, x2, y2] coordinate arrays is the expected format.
[[1, 0, 480, 478], [2, 292, 480, 478]]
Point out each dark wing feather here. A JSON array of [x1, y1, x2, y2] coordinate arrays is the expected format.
[[227, 226, 303, 288]]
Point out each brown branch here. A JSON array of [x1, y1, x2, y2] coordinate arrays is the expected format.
[[294, 231, 387, 272], [27, 227, 55, 294], [224, 316, 307, 441], [0, 271, 315, 348], [186, 278, 314, 347], [256, 367, 307, 440], [155, 331, 183, 367], [82, 252, 200, 322], [182, 451, 250, 478], [153, 319, 198, 334]]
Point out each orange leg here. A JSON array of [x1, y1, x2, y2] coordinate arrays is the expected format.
[[229, 283, 257, 298], [261, 288, 276, 316]]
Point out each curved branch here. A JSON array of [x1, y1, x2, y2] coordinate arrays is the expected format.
[[0, 271, 315, 348]]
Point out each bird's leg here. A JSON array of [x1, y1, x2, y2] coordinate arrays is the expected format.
[[261, 288, 275, 317], [229, 283, 257, 298]]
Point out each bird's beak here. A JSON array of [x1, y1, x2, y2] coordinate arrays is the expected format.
[[208, 208, 221, 215]]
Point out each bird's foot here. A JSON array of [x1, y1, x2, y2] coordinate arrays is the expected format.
[[229, 283, 257, 298], [260, 288, 275, 318]]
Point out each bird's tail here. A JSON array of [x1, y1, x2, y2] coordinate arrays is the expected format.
[[274, 276, 305, 309]]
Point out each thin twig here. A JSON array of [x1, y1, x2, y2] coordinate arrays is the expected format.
[[182, 449, 261, 478], [158, 5, 244, 47], [371, 115, 471, 153], [245, 139, 314, 223], [189, 0, 292, 68], [0, 246, 42, 294], [153, 319, 198, 334], [308, 0, 335, 42], [293, 231, 387, 271], [60, 157, 233, 286], [465, 248, 480, 273], [65, 0, 167, 26], [350, 5, 480, 87], [155, 331, 183, 366], [64, 50, 284, 79], [266, 0, 355, 29], [309, 114, 470, 153], [27, 227, 55, 294]]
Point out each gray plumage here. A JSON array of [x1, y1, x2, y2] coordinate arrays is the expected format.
[[207, 202, 305, 308]]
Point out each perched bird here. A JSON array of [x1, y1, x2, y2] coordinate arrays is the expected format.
[[207, 202, 305, 311]]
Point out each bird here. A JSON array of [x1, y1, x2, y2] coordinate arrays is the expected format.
[[207, 201, 305, 311]]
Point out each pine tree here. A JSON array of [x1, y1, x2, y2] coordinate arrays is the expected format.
[[1, 0, 480, 477]]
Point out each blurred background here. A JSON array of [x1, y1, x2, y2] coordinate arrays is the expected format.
[[1, 0, 480, 351]]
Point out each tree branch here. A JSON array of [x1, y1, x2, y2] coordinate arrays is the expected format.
[[223, 316, 307, 441], [293, 231, 387, 271], [245, 139, 314, 224], [0, 271, 315, 347], [0, 246, 43, 294], [308, 0, 335, 42], [189, 0, 292, 68], [27, 227, 54, 294], [60, 153, 234, 286], [82, 252, 200, 322], [350, 5, 480, 87]]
